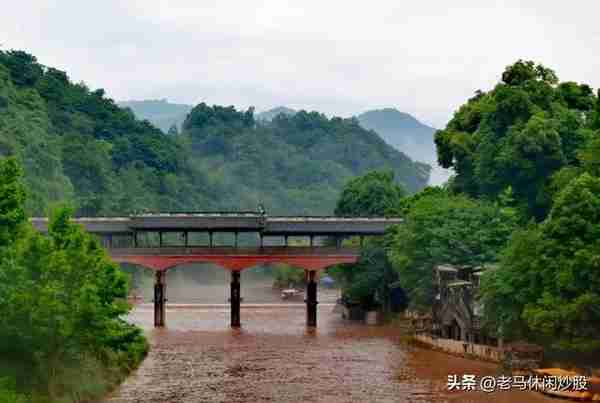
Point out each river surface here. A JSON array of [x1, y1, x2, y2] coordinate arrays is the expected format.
[[104, 300, 555, 402]]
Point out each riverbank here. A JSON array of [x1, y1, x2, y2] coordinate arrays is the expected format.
[[406, 320, 600, 401], [0, 344, 148, 403], [0, 339, 148, 403]]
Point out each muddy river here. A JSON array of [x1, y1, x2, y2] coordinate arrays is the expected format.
[[104, 300, 555, 402], [108, 269, 555, 402]]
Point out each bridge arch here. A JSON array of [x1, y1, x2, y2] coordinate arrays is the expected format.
[[110, 247, 360, 329], [112, 254, 358, 273]]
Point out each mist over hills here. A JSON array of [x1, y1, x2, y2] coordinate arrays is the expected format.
[[356, 109, 436, 161], [356, 109, 451, 185], [121, 101, 450, 185]]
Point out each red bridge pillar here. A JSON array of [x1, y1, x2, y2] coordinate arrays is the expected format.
[[230, 270, 241, 328], [154, 271, 167, 327], [305, 270, 318, 327]]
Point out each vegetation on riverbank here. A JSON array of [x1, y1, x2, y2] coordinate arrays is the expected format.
[[0, 157, 148, 402], [438, 60, 600, 352], [334, 60, 600, 354]]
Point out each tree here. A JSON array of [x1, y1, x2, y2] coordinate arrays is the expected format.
[[579, 134, 600, 176], [479, 173, 600, 351], [0, 157, 147, 401], [330, 171, 408, 311], [273, 264, 306, 288], [435, 60, 598, 220], [334, 170, 406, 217], [340, 243, 399, 311], [0, 157, 26, 247], [388, 191, 518, 310], [0, 50, 43, 87]]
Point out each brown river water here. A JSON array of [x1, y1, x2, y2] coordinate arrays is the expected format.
[[106, 270, 555, 402]]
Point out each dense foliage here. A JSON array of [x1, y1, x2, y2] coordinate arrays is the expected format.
[[0, 49, 430, 217], [435, 60, 600, 220], [334, 171, 406, 217], [180, 104, 430, 213], [388, 190, 518, 309], [338, 243, 399, 311], [333, 61, 600, 354], [436, 60, 600, 351], [479, 173, 600, 351], [0, 50, 197, 215], [331, 171, 404, 310], [272, 264, 306, 289], [0, 157, 147, 402]]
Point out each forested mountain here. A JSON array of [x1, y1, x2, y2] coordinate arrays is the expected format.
[[255, 106, 452, 185], [0, 50, 430, 216], [179, 104, 430, 213], [120, 101, 451, 185], [118, 99, 192, 133]]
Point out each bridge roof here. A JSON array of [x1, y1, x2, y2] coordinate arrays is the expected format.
[[31, 214, 402, 236], [263, 217, 403, 235]]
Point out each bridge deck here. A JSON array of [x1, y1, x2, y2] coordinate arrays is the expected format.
[[31, 215, 402, 236]]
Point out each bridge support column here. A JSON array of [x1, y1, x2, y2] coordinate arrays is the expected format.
[[305, 270, 318, 327], [154, 271, 167, 327], [230, 270, 241, 328]]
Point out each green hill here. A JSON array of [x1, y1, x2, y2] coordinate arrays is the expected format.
[[181, 104, 430, 212], [0, 50, 430, 216]]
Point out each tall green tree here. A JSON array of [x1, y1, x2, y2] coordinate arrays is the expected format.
[[331, 171, 406, 311], [341, 244, 398, 311], [334, 170, 406, 217], [0, 157, 147, 401], [479, 173, 600, 351], [0, 157, 25, 247], [389, 190, 518, 310], [435, 60, 598, 220]]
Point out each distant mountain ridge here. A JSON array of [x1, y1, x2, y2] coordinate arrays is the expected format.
[[120, 100, 449, 185], [120, 102, 299, 132], [119, 99, 192, 132], [356, 108, 436, 159], [356, 109, 451, 185]]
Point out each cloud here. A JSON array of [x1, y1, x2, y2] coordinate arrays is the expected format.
[[2, 0, 599, 127]]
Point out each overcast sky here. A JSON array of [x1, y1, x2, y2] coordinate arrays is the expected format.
[[2, 1, 599, 128]]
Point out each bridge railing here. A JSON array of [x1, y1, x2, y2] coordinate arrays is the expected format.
[[109, 246, 361, 256]]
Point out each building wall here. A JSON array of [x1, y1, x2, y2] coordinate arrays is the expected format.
[[414, 333, 504, 363]]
